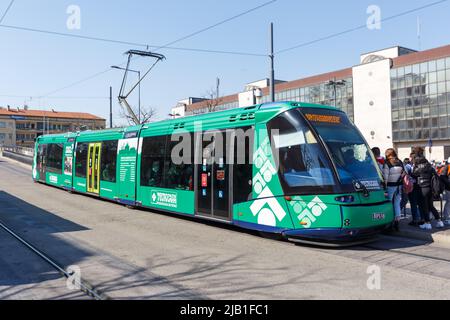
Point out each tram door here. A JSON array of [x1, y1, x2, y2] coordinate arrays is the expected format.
[[196, 131, 231, 220], [37, 144, 47, 182], [87, 143, 102, 194]]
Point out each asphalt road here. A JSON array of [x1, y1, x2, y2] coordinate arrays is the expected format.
[[0, 220, 89, 300], [1, 157, 450, 300]]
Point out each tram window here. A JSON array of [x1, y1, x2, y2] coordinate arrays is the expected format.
[[232, 127, 254, 203], [268, 110, 336, 194], [164, 133, 194, 191], [75, 143, 89, 178], [141, 136, 167, 187], [37, 144, 47, 166], [46, 143, 63, 174], [100, 140, 118, 183]]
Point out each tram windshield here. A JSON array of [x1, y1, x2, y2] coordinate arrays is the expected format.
[[302, 108, 383, 190], [268, 109, 339, 195]]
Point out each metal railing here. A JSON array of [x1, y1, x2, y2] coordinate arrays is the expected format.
[[0, 146, 34, 165], [1, 146, 34, 157]]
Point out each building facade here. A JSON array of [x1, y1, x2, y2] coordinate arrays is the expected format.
[[0, 118, 16, 146], [173, 44, 450, 162], [0, 107, 106, 147]]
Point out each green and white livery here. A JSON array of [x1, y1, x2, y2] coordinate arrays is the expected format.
[[33, 102, 394, 246]]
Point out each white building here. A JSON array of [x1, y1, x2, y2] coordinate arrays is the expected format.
[[173, 44, 450, 162]]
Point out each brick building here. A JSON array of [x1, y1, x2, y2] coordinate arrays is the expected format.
[[0, 106, 106, 147]]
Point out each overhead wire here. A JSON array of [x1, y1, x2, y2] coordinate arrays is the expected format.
[[29, 0, 277, 98], [276, 0, 449, 54], [0, 0, 15, 24], [0, 24, 265, 57]]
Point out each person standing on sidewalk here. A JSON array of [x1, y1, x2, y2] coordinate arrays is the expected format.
[[412, 152, 445, 230], [382, 149, 404, 231], [440, 157, 450, 226], [401, 158, 411, 213], [406, 153, 422, 226], [372, 147, 385, 171]]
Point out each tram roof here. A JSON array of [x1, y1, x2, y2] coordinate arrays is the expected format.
[[36, 102, 340, 142]]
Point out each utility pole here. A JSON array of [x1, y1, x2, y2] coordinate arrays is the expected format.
[[216, 77, 220, 100], [417, 16, 422, 51], [269, 22, 275, 103], [109, 86, 113, 128], [138, 71, 141, 124]]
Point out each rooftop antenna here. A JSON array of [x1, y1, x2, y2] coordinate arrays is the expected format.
[[118, 49, 166, 125]]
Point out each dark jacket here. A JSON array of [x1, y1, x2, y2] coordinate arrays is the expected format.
[[412, 157, 434, 188]]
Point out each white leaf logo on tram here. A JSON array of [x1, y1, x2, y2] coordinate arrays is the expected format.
[[289, 196, 328, 228], [250, 138, 287, 227]]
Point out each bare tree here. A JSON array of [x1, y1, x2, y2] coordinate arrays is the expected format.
[[140, 107, 157, 124], [203, 88, 223, 113], [119, 105, 157, 125]]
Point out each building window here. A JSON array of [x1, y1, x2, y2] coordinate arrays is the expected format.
[[392, 57, 450, 142]]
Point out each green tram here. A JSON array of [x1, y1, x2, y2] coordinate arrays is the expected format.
[[33, 102, 394, 245]]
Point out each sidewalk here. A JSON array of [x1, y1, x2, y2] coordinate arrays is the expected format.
[[386, 203, 450, 246]]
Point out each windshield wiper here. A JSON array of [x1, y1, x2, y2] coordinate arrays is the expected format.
[[336, 165, 371, 197], [353, 180, 370, 198]]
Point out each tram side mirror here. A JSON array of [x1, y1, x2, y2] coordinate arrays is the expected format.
[[248, 180, 252, 186]]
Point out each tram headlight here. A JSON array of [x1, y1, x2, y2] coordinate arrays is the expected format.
[[335, 195, 355, 203]]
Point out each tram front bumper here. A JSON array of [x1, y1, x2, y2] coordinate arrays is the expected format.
[[282, 223, 391, 246]]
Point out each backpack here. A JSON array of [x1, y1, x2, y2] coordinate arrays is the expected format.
[[431, 173, 445, 199], [402, 174, 414, 194]]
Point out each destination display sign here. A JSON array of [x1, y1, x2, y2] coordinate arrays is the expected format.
[[305, 113, 341, 124], [124, 131, 139, 139]]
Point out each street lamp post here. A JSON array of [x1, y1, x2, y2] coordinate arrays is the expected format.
[[252, 87, 263, 105], [327, 78, 347, 107], [111, 66, 141, 123]]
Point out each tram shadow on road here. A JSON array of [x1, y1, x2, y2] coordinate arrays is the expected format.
[[0, 191, 91, 291], [0, 191, 209, 299], [139, 205, 434, 251]]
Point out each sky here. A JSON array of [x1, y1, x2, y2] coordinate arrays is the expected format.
[[0, 0, 449, 126]]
